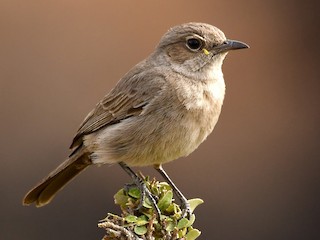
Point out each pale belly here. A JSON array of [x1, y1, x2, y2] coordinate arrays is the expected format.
[[84, 102, 221, 167]]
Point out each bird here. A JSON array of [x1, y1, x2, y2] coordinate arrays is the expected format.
[[23, 22, 249, 217]]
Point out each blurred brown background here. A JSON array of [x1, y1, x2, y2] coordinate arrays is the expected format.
[[1, 0, 319, 239]]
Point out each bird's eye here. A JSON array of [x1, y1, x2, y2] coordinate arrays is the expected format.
[[186, 37, 202, 51]]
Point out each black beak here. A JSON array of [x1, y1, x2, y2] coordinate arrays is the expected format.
[[214, 39, 249, 54]]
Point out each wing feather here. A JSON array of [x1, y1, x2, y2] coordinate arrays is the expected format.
[[70, 69, 165, 149]]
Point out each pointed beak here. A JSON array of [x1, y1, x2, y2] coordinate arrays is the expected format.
[[214, 39, 249, 54], [226, 39, 249, 50]]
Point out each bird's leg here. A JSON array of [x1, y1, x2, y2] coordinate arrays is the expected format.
[[154, 164, 191, 218], [119, 162, 161, 220]]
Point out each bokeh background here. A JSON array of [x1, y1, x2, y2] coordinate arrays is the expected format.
[[1, 1, 319, 239]]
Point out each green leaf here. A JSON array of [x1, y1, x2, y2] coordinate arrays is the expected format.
[[165, 220, 175, 232], [177, 217, 189, 229], [124, 215, 137, 223], [172, 204, 182, 219], [128, 187, 141, 199], [185, 229, 201, 240], [159, 182, 171, 191], [178, 227, 187, 238], [157, 190, 173, 211], [186, 214, 195, 227], [114, 189, 128, 206], [136, 215, 149, 226], [134, 225, 148, 235], [142, 197, 153, 208], [165, 203, 175, 214], [188, 198, 204, 213]]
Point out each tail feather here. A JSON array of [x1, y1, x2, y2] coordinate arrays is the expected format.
[[23, 150, 91, 207]]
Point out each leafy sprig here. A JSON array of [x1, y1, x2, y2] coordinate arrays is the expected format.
[[99, 177, 203, 240]]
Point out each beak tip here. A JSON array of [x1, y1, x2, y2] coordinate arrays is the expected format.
[[229, 40, 250, 50], [243, 43, 250, 49]]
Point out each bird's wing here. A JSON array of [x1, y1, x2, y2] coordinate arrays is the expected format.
[[70, 71, 165, 149]]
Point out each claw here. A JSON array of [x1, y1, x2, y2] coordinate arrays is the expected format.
[[181, 200, 191, 219], [119, 162, 162, 221], [123, 183, 145, 211], [134, 178, 162, 220]]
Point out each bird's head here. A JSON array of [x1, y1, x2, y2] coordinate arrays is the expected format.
[[156, 22, 249, 80]]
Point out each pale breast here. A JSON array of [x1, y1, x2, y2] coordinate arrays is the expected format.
[[167, 75, 226, 158]]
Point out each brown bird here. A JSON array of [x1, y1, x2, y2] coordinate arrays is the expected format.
[[23, 22, 248, 216]]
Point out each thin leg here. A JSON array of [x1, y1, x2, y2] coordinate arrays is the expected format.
[[119, 162, 161, 219], [154, 164, 191, 218]]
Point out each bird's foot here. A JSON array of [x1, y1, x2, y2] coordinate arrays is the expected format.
[[119, 162, 161, 221], [124, 180, 161, 221], [180, 198, 191, 219]]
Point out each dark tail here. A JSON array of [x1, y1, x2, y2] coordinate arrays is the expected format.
[[23, 149, 91, 207]]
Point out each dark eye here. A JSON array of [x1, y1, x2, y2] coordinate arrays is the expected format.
[[186, 38, 202, 51]]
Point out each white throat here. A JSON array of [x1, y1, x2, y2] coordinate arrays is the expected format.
[[170, 52, 227, 82]]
